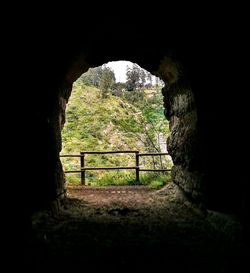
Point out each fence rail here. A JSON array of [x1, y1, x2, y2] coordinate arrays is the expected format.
[[60, 150, 171, 185]]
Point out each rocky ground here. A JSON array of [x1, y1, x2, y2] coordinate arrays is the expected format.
[[24, 183, 248, 273]]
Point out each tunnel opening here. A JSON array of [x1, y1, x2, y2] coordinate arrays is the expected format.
[[23, 54, 246, 273], [50, 56, 210, 237], [7, 15, 249, 273], [49, 54, 206, 210], [60, 60, 173, 190]]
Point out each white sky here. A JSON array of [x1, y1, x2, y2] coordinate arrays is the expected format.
[[105, 60, 161, 85], [105, 60, 133, 83]]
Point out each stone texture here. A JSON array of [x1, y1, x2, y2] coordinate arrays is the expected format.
[[160, 57, 202, 204], [167, 111, 197, 167], [171, 165, 203, 201], [17, 35, 246, 223]]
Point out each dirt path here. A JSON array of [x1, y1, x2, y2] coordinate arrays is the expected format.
[[63, 184, 200, 224], [66, 184, 176, 210], [28, 184, 247, 273]]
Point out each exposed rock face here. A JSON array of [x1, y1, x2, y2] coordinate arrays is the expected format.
[[13, 20, 247, 227], [54, 83, 76, 200], [53, 55, 203, 207], [161, 58, 203, 203]]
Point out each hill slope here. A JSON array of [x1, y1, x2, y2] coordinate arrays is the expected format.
[[61, 79, 172, 185]]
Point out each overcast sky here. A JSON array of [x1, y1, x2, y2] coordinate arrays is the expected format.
[[105, 60, 133, 83], [105, 60, 161, 85]]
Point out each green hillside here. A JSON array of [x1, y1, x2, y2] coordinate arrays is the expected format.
[[61, 78, 172, 186]]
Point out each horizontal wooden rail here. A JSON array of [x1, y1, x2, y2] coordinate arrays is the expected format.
[[64, 168, 171, 173], [60, 151, 138, 157], [80, 150, 138, 154], [138, 152, 169, 156], [64, 170, 83, 173], [82, 166, 138, 170], [60, 154, 82, 157], [139, 169, 171, 172]]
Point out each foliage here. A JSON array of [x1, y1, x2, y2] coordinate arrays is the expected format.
[[125, 63, 146, 91], [64, 171, 171, 187], [90, 171, 136, 186], [111, 82, 126, 97], [99, 65, 116, 97], [80, 67, 102, 87], [91, 171, 171, 187], [146, 173, 171, 189], [80, 65, 115, 97], [61, 73, 173, 186], [123, 89, 145, 104]]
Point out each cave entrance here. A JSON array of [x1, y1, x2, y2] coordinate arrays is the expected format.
[[60, 60, 173, 189]]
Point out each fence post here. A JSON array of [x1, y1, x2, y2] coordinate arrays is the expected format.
[[135, 151, 139, 183], [80, 152, 85, 185]]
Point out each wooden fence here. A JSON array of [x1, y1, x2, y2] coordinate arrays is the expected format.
[[60, 150, 171, 185]]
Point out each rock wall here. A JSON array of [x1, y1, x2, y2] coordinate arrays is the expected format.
[[160, 58, 203, 203], [42, 57, 91, 207], [53, 56, 204, 207]]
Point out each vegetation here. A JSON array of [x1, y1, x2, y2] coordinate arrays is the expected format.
[[61, 63, 172, 186]]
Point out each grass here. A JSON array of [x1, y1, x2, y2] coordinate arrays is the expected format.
[[140, 172, 171, 188], [61, 78, 173, 188], [64, 171, 171, 188]]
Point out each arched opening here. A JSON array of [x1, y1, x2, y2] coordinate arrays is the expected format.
[[28, 55, 244, 273], [46, 54, 203, 209], [9, 16, 248, 272], [60, 60, 173, 189], [17, 50, 246, 273]]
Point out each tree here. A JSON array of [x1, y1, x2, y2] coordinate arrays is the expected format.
[[112, 82, 126, 97], [99, 66, 116, 98], [139, 69, 146, 88], [146, 72, 152, 88], [125, 64, 153, 91], [79, 66, 115, 97], [125, 64, 141, 91], [80, 67, 103, 87]]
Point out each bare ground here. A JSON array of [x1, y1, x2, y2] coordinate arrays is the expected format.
[[25, 183, 248, 273]]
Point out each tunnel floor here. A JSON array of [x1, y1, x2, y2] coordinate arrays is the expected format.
[[25, 184, 248, 272]]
